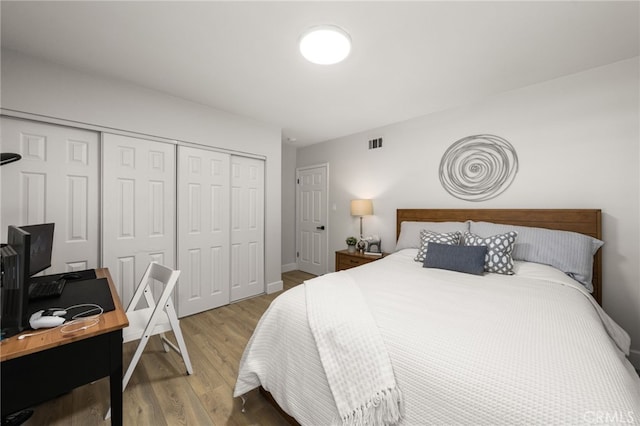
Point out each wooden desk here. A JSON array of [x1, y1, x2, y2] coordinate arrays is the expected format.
[[0, 268, 128, 425]]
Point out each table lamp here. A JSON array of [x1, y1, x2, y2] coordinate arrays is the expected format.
[[350, 199, 373, 238]]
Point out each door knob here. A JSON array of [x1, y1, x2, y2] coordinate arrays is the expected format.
[[316, 225, 325, 230]]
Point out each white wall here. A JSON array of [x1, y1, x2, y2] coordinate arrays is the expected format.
[[297, 57, 640, 367], [1, 49, 283, 293], [281, 142, 297, 272]]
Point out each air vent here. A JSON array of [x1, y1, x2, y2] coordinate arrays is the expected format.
[[368, 137, 383, 150]]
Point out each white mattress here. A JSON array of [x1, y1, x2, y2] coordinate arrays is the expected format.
[[235, 249, 640, 425]]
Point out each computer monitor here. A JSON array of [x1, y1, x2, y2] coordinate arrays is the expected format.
[[19, 223, 54, 276], [1, 226, 31, 337]]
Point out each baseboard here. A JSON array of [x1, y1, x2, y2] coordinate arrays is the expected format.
[[629, 348, 640, 370], [281, 263, 297, 273], [266, 280, 283, 294]]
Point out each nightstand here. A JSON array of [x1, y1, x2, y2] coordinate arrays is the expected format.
[[335, 249, 385, 271]]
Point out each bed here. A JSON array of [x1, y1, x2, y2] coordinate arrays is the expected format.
[[235, 209, 640, 425]]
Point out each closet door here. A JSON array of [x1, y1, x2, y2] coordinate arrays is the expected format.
[[177, 146, 230, 317], [230, 156, 264, 302], [102, 134, 176, 307], [0, 117, 99, 272]]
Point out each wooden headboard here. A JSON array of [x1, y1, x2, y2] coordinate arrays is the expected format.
[[396, 209, 603, 305]]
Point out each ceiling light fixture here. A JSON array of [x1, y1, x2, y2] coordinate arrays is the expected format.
[[299, 25, 351, 65]]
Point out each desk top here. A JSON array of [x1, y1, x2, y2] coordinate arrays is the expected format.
[[0, 268, 129, 362]]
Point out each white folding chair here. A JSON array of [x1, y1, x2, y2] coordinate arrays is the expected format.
[[105, 262, 193, 419]]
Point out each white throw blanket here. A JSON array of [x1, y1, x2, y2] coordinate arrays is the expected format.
[[305, 272, 404, 426]]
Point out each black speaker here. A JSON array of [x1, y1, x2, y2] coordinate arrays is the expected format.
[[1, 244, 25, 338]]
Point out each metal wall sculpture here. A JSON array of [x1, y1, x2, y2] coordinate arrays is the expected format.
[[439, 134, 518, 202]]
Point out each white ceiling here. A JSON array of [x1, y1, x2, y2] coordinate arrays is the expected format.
[[1, 1, 638, 146]]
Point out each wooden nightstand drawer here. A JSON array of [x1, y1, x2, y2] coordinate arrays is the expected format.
[[335, 250, 385, 271]]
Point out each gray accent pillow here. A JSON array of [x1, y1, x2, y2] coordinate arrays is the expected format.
[[423, 243, 488, 275], [469, 221, 603, 291], [396, 221, 469, 251], [464, 231, 518, 275], [414, 230, 462, 262]]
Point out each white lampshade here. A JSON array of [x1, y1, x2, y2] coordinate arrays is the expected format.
[[350, 199, 373, 216], [299, 25, 351, 65]]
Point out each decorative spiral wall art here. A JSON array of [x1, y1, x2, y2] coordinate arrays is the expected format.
[[439, 134, 518, 202]]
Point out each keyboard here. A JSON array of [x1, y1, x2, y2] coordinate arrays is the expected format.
[[28, 279, 67, 300]]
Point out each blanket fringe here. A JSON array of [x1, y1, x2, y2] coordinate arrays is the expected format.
[[341, 387, 404, 426]]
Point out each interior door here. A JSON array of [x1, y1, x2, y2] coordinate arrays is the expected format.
[[230, 156, 264, 302], [177, 146, 230, 317], [102, 133, 176, 307], [296, 164, 328, 276], [0, 117, 100, 273]]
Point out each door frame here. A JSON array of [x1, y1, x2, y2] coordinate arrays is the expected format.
[[295, 163, 329, 275]]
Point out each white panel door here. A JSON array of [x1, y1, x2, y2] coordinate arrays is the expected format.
[[296, 165, 328, 276], [0, 117, 99, 273], [102, 133, 176, 307], [230, 156, 264, 302], [177, 146, 230, 317]]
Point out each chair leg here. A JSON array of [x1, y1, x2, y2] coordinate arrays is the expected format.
[[160, 332, 171, 352], [104, 333, 153, 420], [122, 333, 151, 390], [173, 325, 194, 375], [166, 305, 194, 375]]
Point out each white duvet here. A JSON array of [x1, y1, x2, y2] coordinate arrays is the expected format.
[[235, 250, 640, 425]]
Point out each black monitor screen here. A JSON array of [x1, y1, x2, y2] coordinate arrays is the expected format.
[[19, 223, 54, 276]]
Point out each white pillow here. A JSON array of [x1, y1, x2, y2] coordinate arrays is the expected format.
[[395, 221, 469, 251]]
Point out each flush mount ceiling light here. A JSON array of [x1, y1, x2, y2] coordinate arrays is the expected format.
[[299, 25, 351, 65]]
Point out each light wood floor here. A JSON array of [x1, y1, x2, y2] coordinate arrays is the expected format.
[[22, 270, 314, 426]]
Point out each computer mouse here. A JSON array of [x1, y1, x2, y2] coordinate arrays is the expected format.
[[59, 273, 82, 280]]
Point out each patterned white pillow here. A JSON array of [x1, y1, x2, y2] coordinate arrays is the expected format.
[[414, 230, 462, 262], [396, 221, 469, 250], [463, 231, 518, 275]]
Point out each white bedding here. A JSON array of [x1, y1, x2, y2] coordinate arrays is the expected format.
[[234, 249, 640, 425]]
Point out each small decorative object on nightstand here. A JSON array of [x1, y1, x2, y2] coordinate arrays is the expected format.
[[345, 236, 357, 253], [336, 249, 386, 271], [363, 235, 382, 254]]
